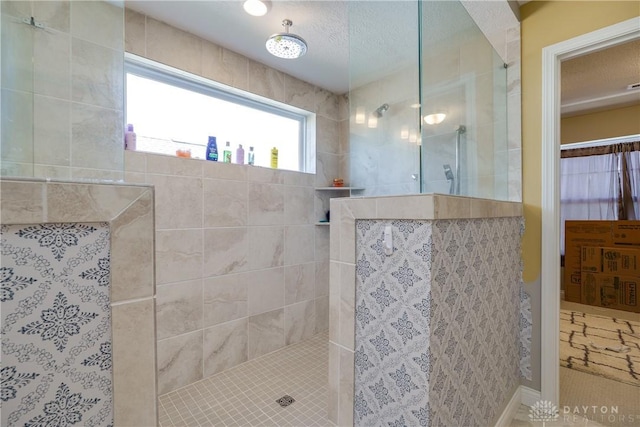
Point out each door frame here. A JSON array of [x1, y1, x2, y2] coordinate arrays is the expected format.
[[540, 16, 640, 405]]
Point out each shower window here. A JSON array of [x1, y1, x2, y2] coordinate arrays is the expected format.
[[125, 54, 314, 173]]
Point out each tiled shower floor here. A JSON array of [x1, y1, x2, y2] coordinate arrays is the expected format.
[[158, 332, 329, 426]]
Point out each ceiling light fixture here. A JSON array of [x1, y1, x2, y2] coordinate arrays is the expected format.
[[243, 0, 268, 16], [424, 112, 446, 125], [266, 19, 308, 59]]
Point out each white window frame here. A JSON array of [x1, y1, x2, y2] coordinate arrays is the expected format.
[[124, 53, 315, 173]]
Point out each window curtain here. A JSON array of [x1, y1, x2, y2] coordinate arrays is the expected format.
[[620, 143, 639, 220], [560, 140, 640, 253]]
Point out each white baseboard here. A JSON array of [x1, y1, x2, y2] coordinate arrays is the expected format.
[[520, 386, 541, 407], [495, 387, 523, 427], [494, 386, 542, 427]]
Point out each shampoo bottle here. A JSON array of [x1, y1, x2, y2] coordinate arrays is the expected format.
[[206, 136, 218, 161], [223, 141, 232, 163], [124, 124, 137, 150], [248, 146, 255, 165], [236, 144, 245, 164], [270, 147, 278, 169]]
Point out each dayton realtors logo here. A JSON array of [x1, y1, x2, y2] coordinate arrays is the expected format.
[[562, 406, 639, 424], [529, 401, 559, 426]]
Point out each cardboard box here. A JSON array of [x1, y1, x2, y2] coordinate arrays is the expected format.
[[581, 246, 640, 275], [612, 221, 640, 246], [581, 272, 639, 313], [563, 220, 640, 303]]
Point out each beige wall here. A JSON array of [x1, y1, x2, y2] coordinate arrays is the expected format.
[[520, 0, 639, 282], [561, 104, 640, 144], [519, 0, 639, 391], [124, 9, 344, 394]]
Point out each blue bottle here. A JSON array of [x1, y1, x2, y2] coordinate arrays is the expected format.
[[206, 136, 218, 161]]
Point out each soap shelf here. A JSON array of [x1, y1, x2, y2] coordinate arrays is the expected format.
[[314, 187, 364, 226]]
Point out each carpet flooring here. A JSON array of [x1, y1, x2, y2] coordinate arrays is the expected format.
[[560, 309, 640, 387]]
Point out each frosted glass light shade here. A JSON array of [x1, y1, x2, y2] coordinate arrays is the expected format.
[[243, 0, 268, 16], [424, 113, 446, 125]]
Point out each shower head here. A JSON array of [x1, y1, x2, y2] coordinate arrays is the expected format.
[[374, 103, 390, 118], [456, 125, 466, 134], [266, 19, 308, 59]]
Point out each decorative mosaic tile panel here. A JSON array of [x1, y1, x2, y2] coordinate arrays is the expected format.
[[520, 286, 532, 380], [1, 223, 113, 427], [355, 218, 523, 427], [355, 220, 432, 426], [429, 218, 521, 426]]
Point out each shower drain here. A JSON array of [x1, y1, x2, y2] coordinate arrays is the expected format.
[[276, 395, 295, 407]]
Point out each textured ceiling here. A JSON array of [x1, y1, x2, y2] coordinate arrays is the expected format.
[[126, 0, 516, 94], [126, 1, 639, 115], [561, 39, 640, 116], [127, 0, 351, 93]]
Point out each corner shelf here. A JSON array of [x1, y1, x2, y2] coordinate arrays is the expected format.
[[314, 186, 365, 226]]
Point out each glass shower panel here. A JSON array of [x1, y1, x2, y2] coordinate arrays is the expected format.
[[1, 1, 125, 181], [420, 1, 508, 199], [1, 2, 35, 177], [348, 1, 421, 197]]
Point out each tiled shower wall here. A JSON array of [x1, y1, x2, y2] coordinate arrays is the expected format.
[[122, 8, 349, 395], [354, 217, 522, 426], [349, 66, 421, 197], [124, 152, 331, 395], [1, 1, 125, 180], [348, 7, 522, 202]]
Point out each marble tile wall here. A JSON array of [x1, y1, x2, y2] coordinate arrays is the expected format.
[[348, 66, 421, 197], [122, 9, 346, 395], [1, 1, 125, 181], [420, 25, 507, 200], [0, 179, 157, 426], [125, 151, 330, 395], [348, 4, 522, 202]]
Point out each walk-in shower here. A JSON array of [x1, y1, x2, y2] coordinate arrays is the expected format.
[[348, 1, 509, 200]]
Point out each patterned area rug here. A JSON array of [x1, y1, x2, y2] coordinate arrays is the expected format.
[[560, 309, 640, 387]]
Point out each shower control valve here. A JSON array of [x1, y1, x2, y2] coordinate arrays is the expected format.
[[384, 225, 393, 256]]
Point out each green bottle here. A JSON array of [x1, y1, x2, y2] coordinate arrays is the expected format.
[[223, 141, 232, 163]]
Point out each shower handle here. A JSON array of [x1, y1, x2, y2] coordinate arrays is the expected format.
[[443, 164, 455, 195]]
